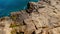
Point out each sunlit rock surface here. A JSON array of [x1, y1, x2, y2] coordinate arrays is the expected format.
[[0, 0, 60, 34]]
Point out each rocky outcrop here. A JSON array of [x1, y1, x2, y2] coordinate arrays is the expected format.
[[0, 0, 60, 34]]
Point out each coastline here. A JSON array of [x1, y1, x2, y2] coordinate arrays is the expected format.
[[0, 0, 60, 34]]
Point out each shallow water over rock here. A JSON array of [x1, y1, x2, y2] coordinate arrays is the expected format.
[[0, 0, 38, 17]]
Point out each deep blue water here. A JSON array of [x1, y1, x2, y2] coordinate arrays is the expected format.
[[0, 0, 38, 17]]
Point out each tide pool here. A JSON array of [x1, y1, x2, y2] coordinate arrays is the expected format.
[[0, 0, 38, 17]]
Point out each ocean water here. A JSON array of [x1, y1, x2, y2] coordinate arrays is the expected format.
[[0, 0, 38, 17]]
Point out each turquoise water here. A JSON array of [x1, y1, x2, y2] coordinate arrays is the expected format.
[[0, 0, 38, 17]]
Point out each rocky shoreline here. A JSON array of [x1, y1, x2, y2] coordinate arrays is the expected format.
[[0, 0, 60, 34]]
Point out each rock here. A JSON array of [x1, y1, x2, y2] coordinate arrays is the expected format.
[[0, 17, 13, 34], [0, 0, 60, 34], [10, 10, 29, 25]]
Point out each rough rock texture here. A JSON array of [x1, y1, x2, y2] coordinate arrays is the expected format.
[[0, 17, 13, 34], [0, 0, 60, 34]]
